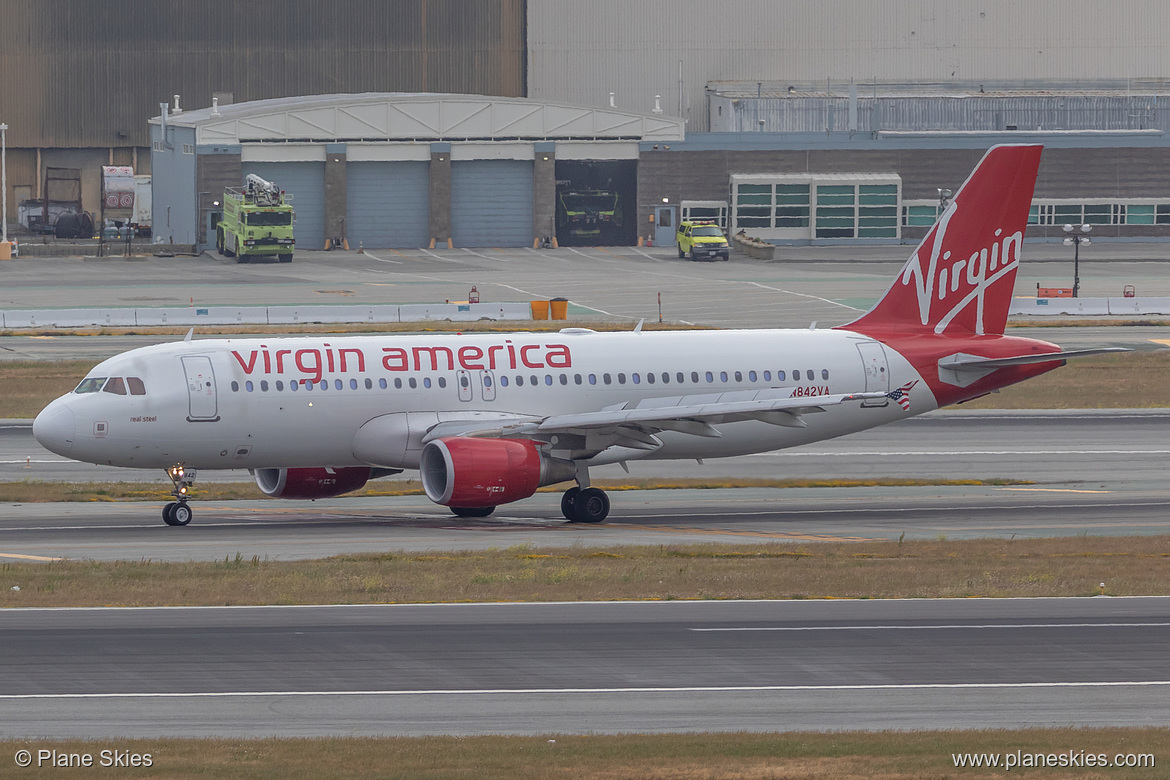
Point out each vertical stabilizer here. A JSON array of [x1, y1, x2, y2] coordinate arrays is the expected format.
[[842, 145, 1042, 337]]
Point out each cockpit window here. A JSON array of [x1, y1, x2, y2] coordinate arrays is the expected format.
[[127, 377, 146, 395], [102, 377, 127, 395], [74, 377, 107, 394]]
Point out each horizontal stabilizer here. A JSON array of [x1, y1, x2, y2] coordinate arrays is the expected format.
[[938, 347, 1130, 371]]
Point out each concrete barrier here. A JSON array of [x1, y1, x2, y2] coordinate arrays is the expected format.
[[1010, 296, 1170, 316], [0, 302, 534, 329]]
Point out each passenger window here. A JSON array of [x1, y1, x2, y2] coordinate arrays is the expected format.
[[304, 381, 313, 391], [319, 380, 328, 390], [276, 380, 285, 391], [290, 381, 298, 391], [777, 370, 786, 381], [231, 381, 240, 392], [588, 374, 597, 385], [460, 375, 469, 388], [439, 377, 448, 388], [261, 380, 269, 392], [382, 379, 390, 389], [822, 369, 830, 380], [531, 374, 538, 385], [748, 371, 757, 382], [690, 372, 698, 383], [662, 372, 670, 384], [806, 370, 814, 381], [617, 373, 626, 384], [720, 371, 728, 382], [573, 374, 581, 385], [335, 379, 343, 390], [734, 371, 743, 382], [74, 377, 107, 394], [500, 376, 509, 387], [559, 374, 568, 385], [646, 373, 655, 384], [705, 371, 713, 383], [127, 377, 147, 395], [102, 377, 127, 395], [365, 378, 372, 389], [544, 374, 553, 386], [763, 371, 771, 381], [349, 379, 356, 390], [603, 373, 612, 385], [394, 378, 402, 389], [423, 378, 432, 388], [677, 372, 685, 383], [246, 381, 254, 392], [632, 373, 641, 384], [792, 370, 800, 382], [409, 378, 417, 389], [516, 375, 525, 386]]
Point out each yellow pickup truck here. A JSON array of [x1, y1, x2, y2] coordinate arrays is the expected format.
[[676, 220, 730, 261]]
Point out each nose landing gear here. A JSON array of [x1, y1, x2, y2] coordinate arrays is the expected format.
[[163, 464, 196, 526]]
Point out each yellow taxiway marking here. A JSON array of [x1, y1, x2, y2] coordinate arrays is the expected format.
[[0, 553, 64, 561], [1149, 339, 1170, 347], [604, 523, 876, 542], [996, 487, 1112, 494]]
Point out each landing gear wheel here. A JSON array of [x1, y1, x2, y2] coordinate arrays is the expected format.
[[163, 502, 192, 526], [451, 506, 494, 518], [560, 486, 581, 521], [570, 487, 610, 523]]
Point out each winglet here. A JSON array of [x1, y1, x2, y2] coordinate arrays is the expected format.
[[183, 328, 194, 343], [633, 318, 645, 333]]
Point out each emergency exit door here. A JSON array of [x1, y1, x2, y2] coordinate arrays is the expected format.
[[856, 341, 890, 407]]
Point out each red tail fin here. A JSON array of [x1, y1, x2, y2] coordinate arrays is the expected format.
[[843, 144, 1042, 336]]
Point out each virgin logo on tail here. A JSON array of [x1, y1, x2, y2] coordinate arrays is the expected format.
[[845, 145, 1042, 338], [901, 207, 1024, 335]]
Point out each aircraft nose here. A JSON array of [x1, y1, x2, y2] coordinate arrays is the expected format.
[[33, 400, 76, 454]]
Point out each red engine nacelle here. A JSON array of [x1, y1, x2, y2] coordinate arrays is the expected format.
[[419, 438, 576, 508], [253, 466, 373, 499]]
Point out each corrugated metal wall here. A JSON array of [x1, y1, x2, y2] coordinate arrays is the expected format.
[[528, 0, 1170, 131], [0, 0, 525, 148]]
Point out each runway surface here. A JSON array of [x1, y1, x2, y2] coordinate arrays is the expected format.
[[3, 409, 1170, 560], [2, 597, 1168, 737]]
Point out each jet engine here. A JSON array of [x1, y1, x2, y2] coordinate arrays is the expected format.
[[253, 466, 385, 499], [419, 438, 576, 508]]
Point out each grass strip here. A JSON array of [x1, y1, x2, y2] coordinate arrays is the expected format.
[[2, 728, 1166, 779], [0, 477, 1030, 503], [4, 351, 1168, 418], [2, 537, 1169, 607]]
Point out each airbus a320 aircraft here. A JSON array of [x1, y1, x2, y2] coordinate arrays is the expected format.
[[34, 144, 1122, 526]]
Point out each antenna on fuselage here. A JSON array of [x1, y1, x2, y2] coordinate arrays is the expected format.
[[183, 328, 194, 342], [633, 318, 644, 333]]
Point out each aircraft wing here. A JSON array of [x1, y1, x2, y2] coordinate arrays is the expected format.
[[938, 347, 1130, 371], [420, 390, 888, 454]]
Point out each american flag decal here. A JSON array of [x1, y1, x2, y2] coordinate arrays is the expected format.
[[887, 380, 919, 410]]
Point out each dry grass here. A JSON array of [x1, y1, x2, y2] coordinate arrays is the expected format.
[[1, 728, 1165, 779], [0, 477, 1029, 503], [0, 320, 698, 338], [962, 351, 1170, 409], [5, 351, 1167, 419], [2, 537, 1169, 608]]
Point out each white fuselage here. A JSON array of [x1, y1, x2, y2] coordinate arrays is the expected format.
[[33, 327, 930, 472]]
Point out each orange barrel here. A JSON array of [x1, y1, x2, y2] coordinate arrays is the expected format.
[[530, 300, 550, 320], [549, 297, 568, 320]]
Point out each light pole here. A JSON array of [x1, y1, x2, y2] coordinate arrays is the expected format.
[[1, 122, 7, 248], [1062, 222, 1091, 298]]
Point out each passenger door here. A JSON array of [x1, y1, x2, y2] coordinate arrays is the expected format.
[[180, 355, 220, 421]]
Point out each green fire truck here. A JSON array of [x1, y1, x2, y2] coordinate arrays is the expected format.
[[217, 174, 295, 263], [556, 189, 622, 245]]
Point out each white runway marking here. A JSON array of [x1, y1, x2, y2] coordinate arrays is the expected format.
[[359, 251, 402, 265], [5, 680, 1170, 699], [691, 622, 1170, 632]]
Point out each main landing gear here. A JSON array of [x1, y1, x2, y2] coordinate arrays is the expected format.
[[163, 464, 196, 526], [560, 484, 610, 524]]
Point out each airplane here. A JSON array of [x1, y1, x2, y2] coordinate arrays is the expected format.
[[33, 144, 1125, 526]]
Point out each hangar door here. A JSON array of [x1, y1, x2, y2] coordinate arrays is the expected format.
[[451, 160, 534, 247], [241, 162, 325, 251], [346, 162, 430, 248]]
